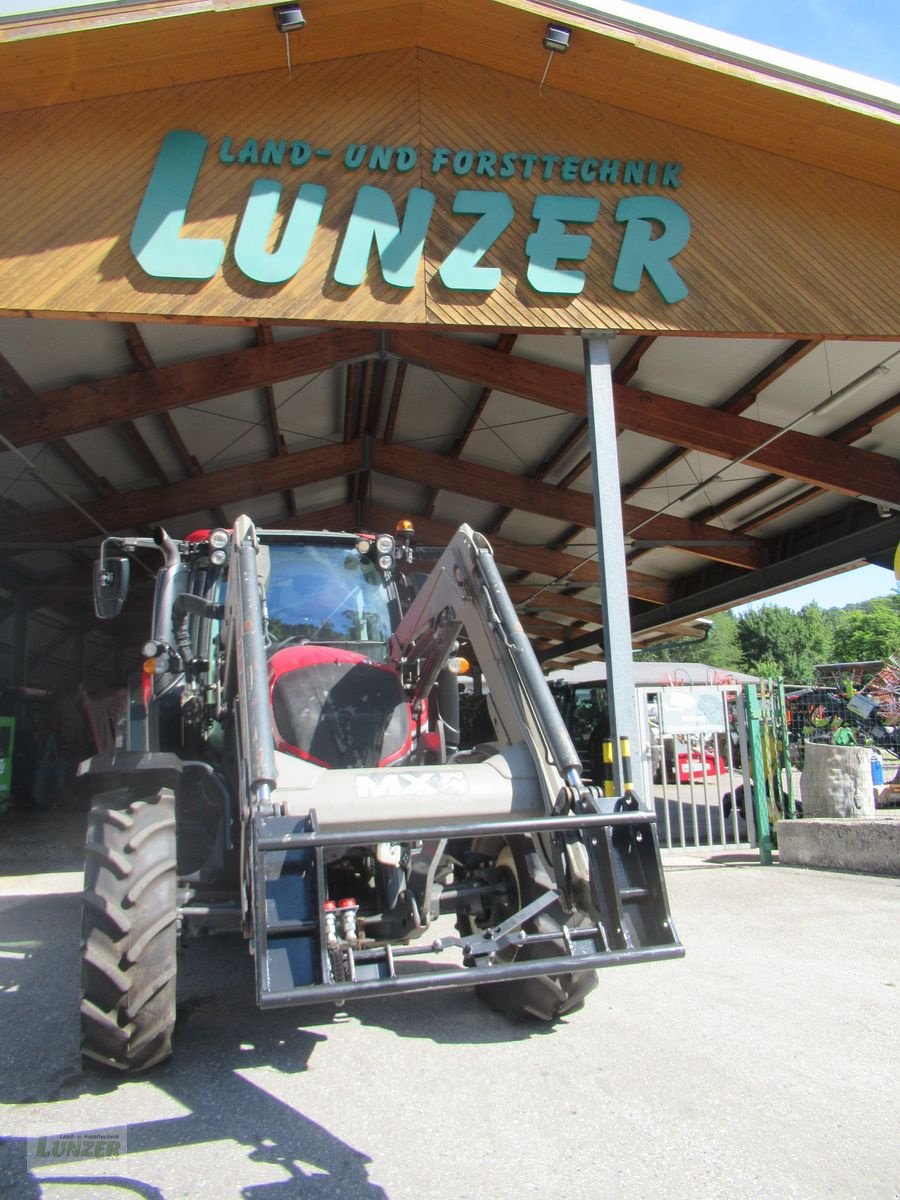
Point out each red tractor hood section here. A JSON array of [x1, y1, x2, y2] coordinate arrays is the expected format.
[[268, 645, 413, 769], [269, 644, 370, 678]]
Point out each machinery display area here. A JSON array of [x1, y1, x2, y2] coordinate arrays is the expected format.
[[0, 0, 898, 1065]]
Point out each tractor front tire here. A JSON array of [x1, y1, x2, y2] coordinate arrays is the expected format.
[[466, 837, 598, 1023], [80, 785, 177, 1071]]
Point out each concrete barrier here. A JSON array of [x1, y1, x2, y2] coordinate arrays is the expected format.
[[777, 816, 900, 876]]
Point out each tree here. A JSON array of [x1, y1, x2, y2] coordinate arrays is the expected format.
[[831, 598, 900, 664], [737, 602, 833, 682]]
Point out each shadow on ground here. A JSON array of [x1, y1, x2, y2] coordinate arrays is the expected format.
[[0, 882, 383, 1198], [0, 862, 549, 1198]]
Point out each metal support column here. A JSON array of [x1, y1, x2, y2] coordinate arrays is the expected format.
[[582, 331, 638, 797]]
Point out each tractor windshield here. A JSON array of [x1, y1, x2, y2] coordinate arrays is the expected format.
[[264, 542, 393, 658]]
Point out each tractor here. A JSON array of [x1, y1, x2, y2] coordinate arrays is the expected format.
[[81, 517, 682, 1070]]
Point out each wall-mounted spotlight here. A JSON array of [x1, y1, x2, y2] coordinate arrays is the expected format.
[[539, 23, 571, 94], [273, 3, 305, 32], [543, 23, 571, 53], [273, 4, 304, 76]]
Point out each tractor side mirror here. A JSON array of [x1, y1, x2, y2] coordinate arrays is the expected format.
[[93, 555, 130, 619]]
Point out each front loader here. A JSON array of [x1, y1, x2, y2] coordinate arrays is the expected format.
[[81, 516, 682, 1070]]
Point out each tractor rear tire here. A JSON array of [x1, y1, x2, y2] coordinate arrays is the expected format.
[[466, 837, 598, 1023], [80, 785, 177, 1071]]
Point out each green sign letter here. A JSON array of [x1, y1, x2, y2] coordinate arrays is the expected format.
[[613, 196, 691, 303], [234, 181, 327, 284], [130, 130, 225, 280], [438, 191, 514, 291], [334, 186, 435, 289], [525, 195, 600, 295]]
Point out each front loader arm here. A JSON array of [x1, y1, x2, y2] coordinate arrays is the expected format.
[[220, 516, 278, 812], [391, 524, 586, 811]]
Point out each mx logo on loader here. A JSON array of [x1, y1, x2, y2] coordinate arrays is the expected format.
[[355, 771, 468, 799]]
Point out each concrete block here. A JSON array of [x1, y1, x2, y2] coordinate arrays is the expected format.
[[777, 817, 900, 877], [799, 743, 875, 818]]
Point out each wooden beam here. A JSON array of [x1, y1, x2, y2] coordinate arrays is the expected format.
[[273, 503, 359, 533], [6, 441, 364, 545], [343, 362, 360, 444], [256, 328, 296, 518], [614, 381, 900, 505], [613, 335, 657, 385], [121, 322, 154, 373], [158, 412, 201, 478], [366, 359, 388, 437], [51, 439, 115, 498], [519, 616, 585, 639], [392, 330, 582, 413], [120, 321, 223, 522], [534, 422, 589, 484], [369, 440, 763, 569], [623, 338, 821, 497], [425, 333, 517, 522], [0, 350, 33, 405], [0, 329, 379, 449], [256, 327, 288, 453], [1, 349, 151, 532], [246, 501, 668, 611], [390, 332, 899, 505], [361, 504, 673, 603], [382, 361, 407, 444], [492, 407, 589, 535], [449, 334, 518, 458], [122, 325, 188, 473], [505, 588, 604, 623], [705, 390, 900, 532], [117, 420, 171, 488]]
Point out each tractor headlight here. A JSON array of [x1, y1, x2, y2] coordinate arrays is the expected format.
[[209, 529, 229, 550], [378, 554, 393, 571], [375, 534, 394, 556]]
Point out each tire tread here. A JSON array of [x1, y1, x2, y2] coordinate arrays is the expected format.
[[80, 785, 177, 1072], [470, 836, 599, 1023]]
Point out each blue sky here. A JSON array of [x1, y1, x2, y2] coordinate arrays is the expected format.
[[643, 0, 900, 85], [1, 0, 896, 611], [735, 565, 897, 614]]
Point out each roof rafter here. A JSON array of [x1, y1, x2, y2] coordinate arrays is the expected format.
[[0, 329, 380, 448], [622, 337, 822, 499], [318, 504, 674, 604], [256, 326, 297, 519], [4, 440, 364, 546], [368, 439, 763, 569], [425, 332, 517, 521], [722, 390, 900, 532], [391, 331, 900, 505], [6, 330, 895, 508]]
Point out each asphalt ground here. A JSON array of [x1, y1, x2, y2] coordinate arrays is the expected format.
[[0, 812, 897, 1200]]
